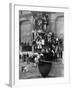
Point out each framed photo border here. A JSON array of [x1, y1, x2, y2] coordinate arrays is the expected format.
[[9, 3, 70, 87]]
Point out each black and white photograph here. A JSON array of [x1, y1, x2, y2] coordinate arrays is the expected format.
[[19, 10, 64, 79], [0, 0, 71, 89]]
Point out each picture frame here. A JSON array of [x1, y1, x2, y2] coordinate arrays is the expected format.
[[9, 3, 70, 87]]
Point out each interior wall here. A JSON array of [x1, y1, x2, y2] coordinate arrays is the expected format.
[[21, 21, 33, 45], [55, 16, 64, 38], [20, 11, 34, 45], [49, 12, 64, 37]]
